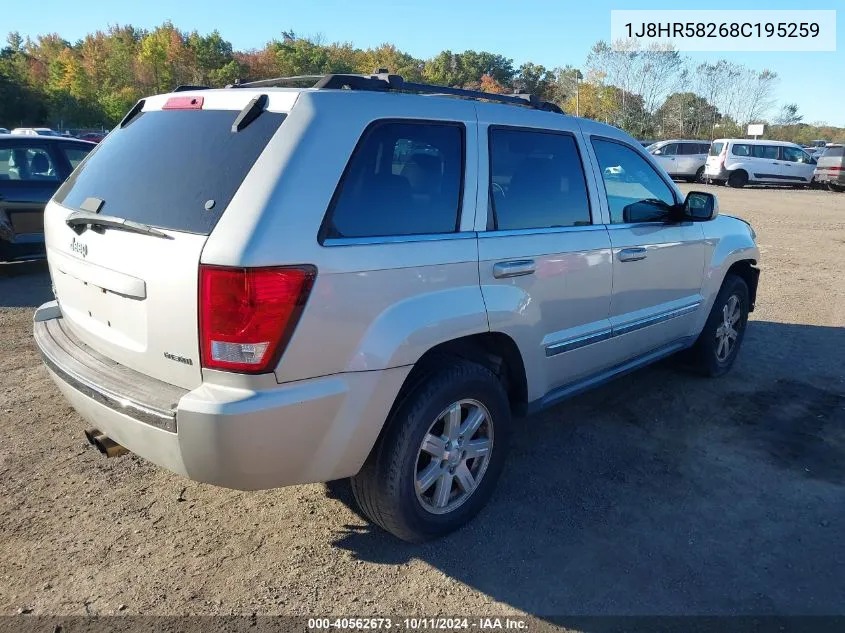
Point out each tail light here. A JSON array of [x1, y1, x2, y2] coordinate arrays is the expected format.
[[199, 265, 316, 374], [718, 144, 728, 169]]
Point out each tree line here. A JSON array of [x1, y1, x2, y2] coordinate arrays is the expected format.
[[1, 23, 843, 144]]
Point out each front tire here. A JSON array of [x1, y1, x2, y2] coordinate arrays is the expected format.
[[728, 170, 748, 188], [687, 274, 750, 377], [350, 360, 511, 542]]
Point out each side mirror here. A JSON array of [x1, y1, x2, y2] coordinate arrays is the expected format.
[[683, 191, 719, 221], [652, 149, 662, 155], [622, 200, 671, 224]]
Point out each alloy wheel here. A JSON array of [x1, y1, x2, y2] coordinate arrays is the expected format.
[[414, 399, 494, 515]]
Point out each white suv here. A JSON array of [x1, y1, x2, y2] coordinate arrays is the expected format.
[[33, 73, 760, 542], [705, 138, 816, 188]]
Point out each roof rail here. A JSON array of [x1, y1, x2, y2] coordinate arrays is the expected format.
[[173, 85, 210, 92], [226, 71, 563, 114]]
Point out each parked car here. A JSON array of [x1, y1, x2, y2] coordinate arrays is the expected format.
[[33, 74, 760, 542], [0, 134, 95, 261], [77, 132, 107, 144], [646, 139, 711, 182], [705, 139, 816, 188], [813, 144, 845, 192], [0, 128, 9, 135], [10, 127, 61, 137], [806, 139, 829, 150]]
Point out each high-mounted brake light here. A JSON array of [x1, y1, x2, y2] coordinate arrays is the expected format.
[[199, 265, 316, 374], [163, 96, 204, 110]]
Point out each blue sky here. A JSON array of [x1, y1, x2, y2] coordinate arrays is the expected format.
[[6, 0, 844, 125]]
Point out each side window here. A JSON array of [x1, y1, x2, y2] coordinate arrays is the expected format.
[[752, 145, 779, 160], [678, 143, 698, 155], [699, 143, 712, 154], [732, 144, 752, 157], [322, 121, 463, 240], [592, 138, 677, 225], [782, 146, 810, 163], [0, 145, 59, 182], [488, 128, 591, 231], [655, 143, 677, 156], [60, 145, 94, 170]]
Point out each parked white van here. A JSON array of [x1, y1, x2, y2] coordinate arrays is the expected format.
[[705, 139, 817, 188]]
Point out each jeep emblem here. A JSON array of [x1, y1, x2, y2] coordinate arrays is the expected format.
[[70, 237, 88, 258]]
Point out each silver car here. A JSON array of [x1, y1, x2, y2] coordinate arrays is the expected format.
[[647, 139, 711, 182], [33, 73, 760, 542]]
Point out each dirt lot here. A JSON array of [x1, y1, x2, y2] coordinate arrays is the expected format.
[[1, 184, 844, 619]]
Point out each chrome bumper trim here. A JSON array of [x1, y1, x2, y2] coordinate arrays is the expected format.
[[33, 311, 182, 433]]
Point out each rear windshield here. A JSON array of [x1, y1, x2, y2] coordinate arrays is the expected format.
[[709, 142, 724, 156], [54, 109, 285, 234], [822, 145, 844, 157]]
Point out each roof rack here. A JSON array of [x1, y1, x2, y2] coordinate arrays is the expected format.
[[226, 71, 563, 114]]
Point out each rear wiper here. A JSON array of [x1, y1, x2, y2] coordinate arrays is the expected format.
[[65, 210, 172, 239]]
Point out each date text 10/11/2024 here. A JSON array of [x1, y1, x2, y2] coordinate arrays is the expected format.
[[307, 618, 529, 630]]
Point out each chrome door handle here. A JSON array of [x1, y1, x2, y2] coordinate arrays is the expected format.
[[618, 247, 647, 262], [492, 260, 535, 279]]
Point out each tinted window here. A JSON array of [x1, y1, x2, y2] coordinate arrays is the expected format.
[[752, 145, 779, 159], [732, 144, 752, 157], [323, 121, 463, 239], [488, 128, 591, 230], [678, 143, 700, 155], [59, 145, 93, 170], [822, 146, 844, 157], [699, 143, 712, 154], [782, 146, 811, 163], [54, 109, 285, 235], [0, 144, 59, 182], [709, 142, 724, 156], [592, 139, 676, 224], [656, 143, 677, 156]]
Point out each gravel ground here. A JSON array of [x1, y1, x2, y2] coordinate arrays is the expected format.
[[1, 185, 844, 619]]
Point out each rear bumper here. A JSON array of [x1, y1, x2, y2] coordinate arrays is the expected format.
[[34, 302, 410, 490], [813, 170, 844, 184], [704, 165, 727, 182]]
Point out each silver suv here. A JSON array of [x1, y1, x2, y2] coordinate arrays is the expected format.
[[33, 73, 760, 542]]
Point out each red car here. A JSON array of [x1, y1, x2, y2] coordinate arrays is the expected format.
[[77, 132, 107, 144]]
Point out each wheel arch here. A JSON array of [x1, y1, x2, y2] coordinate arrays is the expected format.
[[384, 332, 529, 429], [726, 259, 760, 311]]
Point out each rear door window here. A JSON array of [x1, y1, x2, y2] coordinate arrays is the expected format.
[[753, 145, 780, 160], [54, 109, 285, 235], [822, 146, 844, 157], [488, 128, 591, 230], [709, 142, 724, 156], [321, 120, 464, 240]]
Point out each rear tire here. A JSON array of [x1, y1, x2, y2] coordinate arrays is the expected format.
[[350, 359, 511, 542], [829, 182, 845, 193], [727, 170, 748, 188], [687, 274, 749, 377], [694, 166, 705, 183]]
